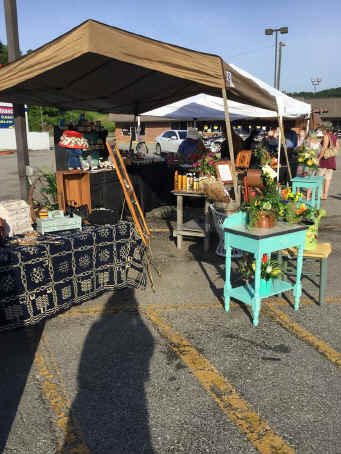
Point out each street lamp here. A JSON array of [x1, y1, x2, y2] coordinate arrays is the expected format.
[[277, 42, 286, 91], [311, 77, 322, 95], [265, 27, 288, 88]]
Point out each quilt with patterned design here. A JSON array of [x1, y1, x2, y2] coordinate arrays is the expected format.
[[0, 222, 147, 332]]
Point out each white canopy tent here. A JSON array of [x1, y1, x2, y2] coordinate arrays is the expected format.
[[143, 94, 277, 121], [228, 64, 311, 119], [143, 85, 311, 181], [143, 90, 311, 122]]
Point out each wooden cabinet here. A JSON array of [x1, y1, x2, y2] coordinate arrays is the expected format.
[[56, 170, 92, 213]]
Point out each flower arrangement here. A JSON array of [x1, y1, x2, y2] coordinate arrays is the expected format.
[[190, 150, 218, 176], [296, 145, 319, 172], [254, 146, 278, 168], [244, 168, 282, 227], [240, 253, 283, 283]]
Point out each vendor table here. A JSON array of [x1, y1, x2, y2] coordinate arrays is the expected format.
[[0, 222, 146, 332], [291, 176, 324, 209], [172, 190, 210, 251], [223, 212, 307, 326]]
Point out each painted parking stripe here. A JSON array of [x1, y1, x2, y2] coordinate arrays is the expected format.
[[145, 307, 296, 454], [263, 303, 341, 368], [56, 297, 341, 320], [34, 335, 90, 453]]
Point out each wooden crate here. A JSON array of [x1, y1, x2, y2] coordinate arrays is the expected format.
[[56, 170, 92, 213]]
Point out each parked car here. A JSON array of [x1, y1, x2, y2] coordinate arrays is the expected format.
[[155, 130, 187, 154]]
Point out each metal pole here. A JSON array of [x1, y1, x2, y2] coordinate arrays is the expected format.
[[277, 42, 284, 90], [4, 0, 30, 201], [221, 86, 240, 206], [274, 30, 278, 88]]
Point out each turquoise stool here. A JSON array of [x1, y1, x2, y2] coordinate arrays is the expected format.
[[223, 212, 307, 326], [291, 176, 324, 209]]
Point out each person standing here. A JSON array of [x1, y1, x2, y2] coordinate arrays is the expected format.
[[177, 128, 206, 163], [317, 123, 338, 200]]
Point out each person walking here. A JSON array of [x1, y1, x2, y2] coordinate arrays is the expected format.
[[317, 123, 338, 200]]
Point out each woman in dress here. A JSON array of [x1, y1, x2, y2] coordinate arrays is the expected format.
[[317, 122, 338, 200]]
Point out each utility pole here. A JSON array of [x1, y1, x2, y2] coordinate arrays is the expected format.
[[4, 0, 30, 200]]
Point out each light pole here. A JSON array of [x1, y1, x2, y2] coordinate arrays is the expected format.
[[265, 27, 288, 88], [277, 42, 286, 91], [311, 77, 322, 95]]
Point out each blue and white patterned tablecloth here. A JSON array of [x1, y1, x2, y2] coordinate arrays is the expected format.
[[0, 222, 147, 332]]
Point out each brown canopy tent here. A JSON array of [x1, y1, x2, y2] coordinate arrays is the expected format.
[[0, 19, 277, 113], [0, 19, 280, 202]]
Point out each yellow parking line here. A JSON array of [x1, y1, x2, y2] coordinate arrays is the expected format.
[[34, 335, 90, 453], [56, 296, 341, 320], [263, 303, 341, 368], [145, 307, 296, 454]]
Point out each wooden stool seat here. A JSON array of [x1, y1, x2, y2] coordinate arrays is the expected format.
[[281, 242, 332, 259], [280, 242, 332, 304]]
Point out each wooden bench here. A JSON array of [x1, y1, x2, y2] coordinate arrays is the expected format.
[[280, 242, 332, 305]]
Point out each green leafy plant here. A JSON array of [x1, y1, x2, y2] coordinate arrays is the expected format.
[[254, 146, 278, 168], [35, 168, 58, 210]]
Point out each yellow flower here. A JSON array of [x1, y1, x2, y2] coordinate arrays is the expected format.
[[252, 263, 256, 271], [299, 203, 306, 209], [272, 269, 281, 276], [307, 159, 313, 166], [298, 158, 304, 162], [295, 195, 300, 202]]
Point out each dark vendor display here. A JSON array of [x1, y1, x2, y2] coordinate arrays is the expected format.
[[0, 222, 147, 332]]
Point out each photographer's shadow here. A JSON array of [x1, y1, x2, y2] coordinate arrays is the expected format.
[[61, 288, 154, 454]]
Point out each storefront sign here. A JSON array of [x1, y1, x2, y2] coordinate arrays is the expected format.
[[0, 104, 14, 128]]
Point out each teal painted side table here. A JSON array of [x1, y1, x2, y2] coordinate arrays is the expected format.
[[223, 212, 307, 326], [291, 176, 324, 209]]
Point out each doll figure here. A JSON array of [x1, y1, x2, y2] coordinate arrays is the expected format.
[[58, 129, 89, 170]]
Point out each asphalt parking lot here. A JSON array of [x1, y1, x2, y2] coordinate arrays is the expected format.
[[1, 150, 341, 453]]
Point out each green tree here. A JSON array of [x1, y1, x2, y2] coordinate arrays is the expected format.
[[0, 41, 8, 65]]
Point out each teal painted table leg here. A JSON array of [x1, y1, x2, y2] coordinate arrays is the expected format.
[[294, 244, 304, 310], [253, 252, 262, 326], [319, 258, 328, 305], [224, 242, 232, 312], [316, 185, 321, 209]]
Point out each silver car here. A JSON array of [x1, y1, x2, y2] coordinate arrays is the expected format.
[[155, 130, 187, 154]]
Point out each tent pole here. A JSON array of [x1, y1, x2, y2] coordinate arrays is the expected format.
[[4, 0, 30, 201], [128, 114, 136, 154], [276, 126, 281, 182], [278, 116, 292, 181], [221, 86, 240, 205]]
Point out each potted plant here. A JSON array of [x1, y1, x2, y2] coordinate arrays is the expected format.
[[244, 165, 282, 228], [294, 204, 326, 250], [240, 253, 283, 292]]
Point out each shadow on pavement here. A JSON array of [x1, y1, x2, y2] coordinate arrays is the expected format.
[[188, 239, 253, 323], [61, 287, 155, 454], [0, 323, 45, 452]]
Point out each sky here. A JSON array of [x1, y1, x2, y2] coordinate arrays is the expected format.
[[0, 0, 340, 93]]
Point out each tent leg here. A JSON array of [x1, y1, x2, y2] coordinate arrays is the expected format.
[[221, 87, 240, 206], [278, 116, 292, 181], [128, 113, 136, 154]]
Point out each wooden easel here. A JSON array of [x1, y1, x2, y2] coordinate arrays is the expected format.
[[106, 142, 160, 289], [106, 142, 150, 246]]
